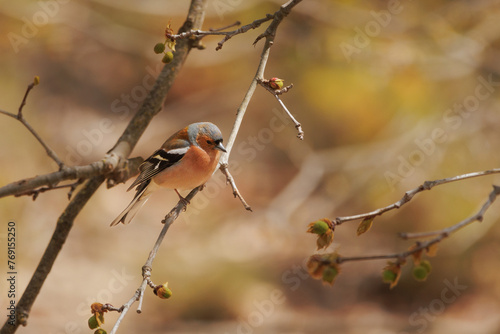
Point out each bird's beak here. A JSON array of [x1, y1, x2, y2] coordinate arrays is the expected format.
[[215, 142, 227, 153]]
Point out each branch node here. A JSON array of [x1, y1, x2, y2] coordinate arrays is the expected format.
[[219, 163, 252, 211]]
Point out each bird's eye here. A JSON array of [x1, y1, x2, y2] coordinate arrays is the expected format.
[[206, 140, 213, 145]]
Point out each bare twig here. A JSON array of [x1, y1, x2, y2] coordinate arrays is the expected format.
[[253, 0, 303, 45], [3, 175, 105, 333], [13, 179, 84, 201], [209, 21, 241, 32], [109, 187, 199, 334], [0, 155, 118, 199], [101, 304, 122, 312], [0, 78, 65, 169], [219, 163, 252, 211], [335, 185, 500, 264], [258, 79, 303, 140], [166, 16, 273, 51], [215, 15, 273, 50], [334, 168, 500, 226], [221, 0, 302, 158], [166, 0, 303, 51]]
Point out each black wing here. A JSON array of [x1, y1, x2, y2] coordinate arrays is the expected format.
[[127, 148, 186, 192]]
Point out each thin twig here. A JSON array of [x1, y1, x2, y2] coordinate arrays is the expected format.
[[334, 168, 500, 225], [0, 79, 65, 169], [166, 0, 303, 51], [335, 185, 500, 264], [209, 21, 241, 32], [253, 0, 303, 45], [101, 304, 122, 312], [166, 16, 274, 51], [216, 15, 274, 50], [221, 1, 302, 157], [258, 79, 303, 140], [13, 179, 84, 201], [109, 187, 199, 334], [219, 163, 252, 211], [107, 288, 140, 334]]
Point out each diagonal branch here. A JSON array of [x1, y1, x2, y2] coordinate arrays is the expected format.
[[105, 2, 304, 332], [258, 79, 303, 140], [166, 16, 273, 51], [221, 0, 303, 157], [14, 179, 84, 201], [335, 185, 500, 264], [0, 77, 65, 169], [107, 187, 200, 334], [1, 175, 106, 334], [219, 163, 252, 211], [0, 2, 209, 333], [165, 0, 303, 52], [334, 168, 500, 226], [253, 0, 303, 45]]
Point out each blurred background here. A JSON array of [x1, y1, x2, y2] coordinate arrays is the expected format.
[[1, 0, 500, 333]]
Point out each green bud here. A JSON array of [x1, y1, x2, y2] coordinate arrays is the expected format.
[[412, 265, 428, 281], [154, 43, 166, 54], [94, 329, 107, 334], [162, 51, 174, 63], [322, 266, 339, 284], [269, 77, 284, 90], [154, 282, 172, 299], [88, 315, 99, 330], [311, 220, 329, 235], [382, 269, 397, 283]]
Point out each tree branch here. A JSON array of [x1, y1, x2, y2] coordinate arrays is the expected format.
[[102, 1, 306, 331], [1, 175, 106, 334], [166, 16, 273, 51], [0, 1, 210, 332], [1, 1, 303, 333], [0, 77, 65, 169], [335, 185, 500, 264], [219, 163, 252, 211], [334, 168, 500, 226], [13, 178, 84, 201], [221, 0, 303, 158], [258, 79, 303, 140], [107, 187, 200, 334]]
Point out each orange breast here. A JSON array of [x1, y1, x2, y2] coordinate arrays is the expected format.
[[153, 146, 220, 190]]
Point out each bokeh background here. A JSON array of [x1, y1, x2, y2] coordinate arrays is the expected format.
[[1, 0, 500, 333]]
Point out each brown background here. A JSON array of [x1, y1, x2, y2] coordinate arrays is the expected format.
[[1, 0, 500, 333]]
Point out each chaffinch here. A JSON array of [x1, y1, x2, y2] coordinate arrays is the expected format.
[[111, 122, 226, 226]]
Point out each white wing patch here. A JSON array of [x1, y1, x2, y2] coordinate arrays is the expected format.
[[167, 147, 189, 155]]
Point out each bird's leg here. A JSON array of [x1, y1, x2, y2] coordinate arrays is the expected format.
[[175, 189, 190, 206]]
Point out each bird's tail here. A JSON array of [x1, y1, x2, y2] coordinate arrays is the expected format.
[[110, 182, 153, 226]]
